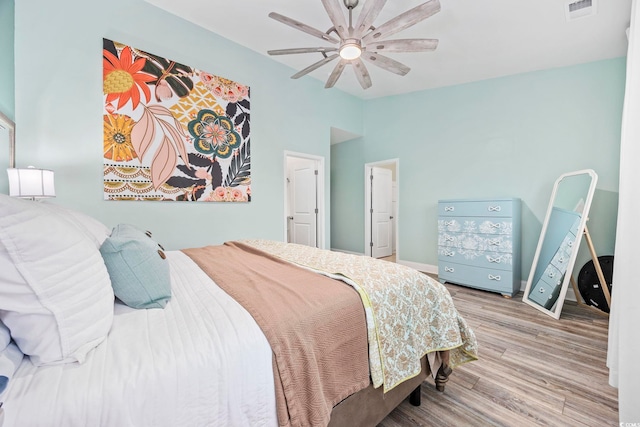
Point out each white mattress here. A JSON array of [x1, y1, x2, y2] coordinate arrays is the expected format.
[[2, 251, 278, 427]]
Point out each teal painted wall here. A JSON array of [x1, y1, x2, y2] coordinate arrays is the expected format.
[[10, 0, 363, 250], [331, 137, 366, 253], [0, 0, 14, 196], [0, 0, 13, 119], [332, 59, 624, 280]]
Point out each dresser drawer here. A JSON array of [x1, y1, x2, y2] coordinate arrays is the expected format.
[[528, 278, 561, 309], [438, 200, 515, 218], [539, 263, 564, 288], [438, 247, 513, 271], [438, 232, 514, 254], [438, 262, 513, 294], [549, 235, 576, 275], [438, 217, 513, 236], [570, 216, 582, 236]]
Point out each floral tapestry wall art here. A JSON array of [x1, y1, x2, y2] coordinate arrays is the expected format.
[[102, 38, 251, 202]]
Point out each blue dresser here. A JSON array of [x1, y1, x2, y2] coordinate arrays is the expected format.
[[437, 198, 521, 297], [527, 207, 581, 309]]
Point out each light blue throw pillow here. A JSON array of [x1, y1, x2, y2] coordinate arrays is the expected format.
[[100, 224, 171, 309]]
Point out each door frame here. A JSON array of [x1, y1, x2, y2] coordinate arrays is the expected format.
[[284, 151, 325, 249], [364, 159, 399, 258]]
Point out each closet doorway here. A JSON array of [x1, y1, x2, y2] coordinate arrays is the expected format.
[[364, 159, 399, 259], [284, 151, 325, 249]]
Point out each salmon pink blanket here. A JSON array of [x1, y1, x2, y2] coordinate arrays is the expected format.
[[182, 241, 369, 427]]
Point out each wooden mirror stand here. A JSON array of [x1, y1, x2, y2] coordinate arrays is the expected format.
[[569, 223, 611, 316]]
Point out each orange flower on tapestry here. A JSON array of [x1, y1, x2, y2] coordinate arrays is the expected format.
[[104, 114, 137, 162], [103, 46, 154, 111], [102, 38, 251, 202]]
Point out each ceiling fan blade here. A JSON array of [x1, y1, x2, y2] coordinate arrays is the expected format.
[[353, 0, 387, 38], [291, 54, 339, 79], [320, 0, 349, 39], [362, 52, 410, 76], [268, 47, 338, 56], [352, 58, 372, 90], [367, 38, 438, 53], [362, 0, 441, 45], [269, 12, 340, 44], [325, 59, 348, 88]]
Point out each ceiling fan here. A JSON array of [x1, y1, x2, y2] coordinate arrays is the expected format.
[[267, 0, 441, 90]]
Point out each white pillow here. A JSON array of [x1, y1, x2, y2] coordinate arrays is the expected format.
[[42, 202, 111, 248], [0, 195, 114, 365]]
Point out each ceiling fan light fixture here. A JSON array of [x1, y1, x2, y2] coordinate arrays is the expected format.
[[268, 0, 441, 88], [339, 40, 362, 60]]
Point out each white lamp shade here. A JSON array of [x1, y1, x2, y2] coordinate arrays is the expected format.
[[7, 167, 56, 199]]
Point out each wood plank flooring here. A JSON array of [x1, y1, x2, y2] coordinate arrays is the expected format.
[[378, 282, 618, 427]]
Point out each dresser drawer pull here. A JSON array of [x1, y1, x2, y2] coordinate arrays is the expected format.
[[444, 266, 455, 273], [444, 250, 455, 257], [488, 206, 502, 212], [567, 241, 573, 248], [489, 222, 501, 229], [444, 220, 455, 226], [547, 270, 557, 278], [488, 239, 500, 246], [488, 274, 501, 281], [444, 206, 455, 212], [487, 256, 502, 263], [537, 286, 547, 294]]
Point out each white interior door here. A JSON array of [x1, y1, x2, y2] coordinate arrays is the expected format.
[[288, 157, 317, 247], [391, 182, 397, 254], [371, 167, 393, 258]]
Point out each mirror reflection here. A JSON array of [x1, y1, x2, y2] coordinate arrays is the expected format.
[[523, 170, 598, 319]]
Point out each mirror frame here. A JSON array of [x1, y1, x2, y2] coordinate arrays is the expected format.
[[0, 110, 15, 168], [522, 169, 598, 319]]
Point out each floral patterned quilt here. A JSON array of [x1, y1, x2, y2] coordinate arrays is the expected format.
[[240, 239, 479, 392]]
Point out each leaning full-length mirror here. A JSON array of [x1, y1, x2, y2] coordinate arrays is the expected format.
[[523, 169, 598, 319]]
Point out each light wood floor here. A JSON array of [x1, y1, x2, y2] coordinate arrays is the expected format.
[[380, 254, 396, 263], [378, 282, 617, 427]]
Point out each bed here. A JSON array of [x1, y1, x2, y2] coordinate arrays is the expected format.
[[0, 194, 478, 427]]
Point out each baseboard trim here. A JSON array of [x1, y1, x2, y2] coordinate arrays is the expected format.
[[330, 248, 363, 256], [397, 260, 438, 275]]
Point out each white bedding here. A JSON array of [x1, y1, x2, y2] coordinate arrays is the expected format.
[[2, 251, 278, 427]]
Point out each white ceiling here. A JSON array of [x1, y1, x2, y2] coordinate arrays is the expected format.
[[145, 0, 632, 100]]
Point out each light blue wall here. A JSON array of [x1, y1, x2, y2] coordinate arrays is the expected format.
[[0, 0, 14, 196], [332, 58, 624, 280], [11, 0, 363, 250], [0, 0, 13, 120], [331, 137, 366, 253]]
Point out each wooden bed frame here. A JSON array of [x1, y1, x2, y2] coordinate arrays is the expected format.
[[328, 351, 452, 427]]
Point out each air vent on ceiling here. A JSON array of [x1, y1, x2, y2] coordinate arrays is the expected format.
[[565, 0, 597, 21]]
